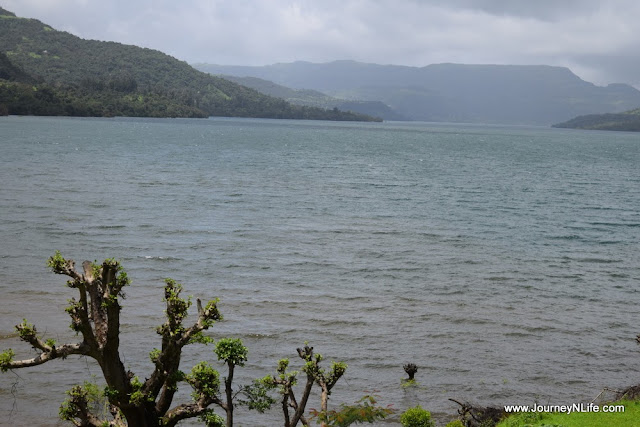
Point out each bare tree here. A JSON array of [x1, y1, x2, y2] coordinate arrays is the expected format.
[[0, 252, 228, 427]]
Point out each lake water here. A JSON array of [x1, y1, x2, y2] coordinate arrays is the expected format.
[[0, 116, 639, 426]]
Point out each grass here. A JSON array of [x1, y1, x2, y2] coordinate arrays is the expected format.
[[496, 400, 640, 427]]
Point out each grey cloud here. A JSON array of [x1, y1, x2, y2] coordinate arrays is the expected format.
[[424, 0, 603, 20], [2, 0, 639, 87]]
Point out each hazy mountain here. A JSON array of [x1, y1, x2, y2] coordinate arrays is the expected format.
[[0, 8, 378, 121], [195, 60, 640, 125], [219, 75, 407, 120]]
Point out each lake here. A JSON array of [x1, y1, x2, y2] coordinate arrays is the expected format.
[[0, 116, 639, 425]]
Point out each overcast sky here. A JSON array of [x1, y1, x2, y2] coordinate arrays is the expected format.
[[4, 0, 640, 87]]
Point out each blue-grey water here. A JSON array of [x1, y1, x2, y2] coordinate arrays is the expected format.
[[0, 116, 639, 426]]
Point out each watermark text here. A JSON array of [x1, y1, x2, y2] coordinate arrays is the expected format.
[[504, 403, 625, 415]]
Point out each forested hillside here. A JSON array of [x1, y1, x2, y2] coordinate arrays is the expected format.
[[0, 8, 379, 120], [219, 75, 406, 120], [553, 108, 640, 131]]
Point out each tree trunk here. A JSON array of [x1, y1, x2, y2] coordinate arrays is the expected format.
[[225, 363, 234, 427], [320, 387, 329, 427], [121, 405, 160, 427]]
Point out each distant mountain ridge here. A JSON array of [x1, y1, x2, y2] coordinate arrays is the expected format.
[[0, 8, 379, 120], [195, 60, 640, 125]]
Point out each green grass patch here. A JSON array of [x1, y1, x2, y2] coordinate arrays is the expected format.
[[497, 400, 640, 427]]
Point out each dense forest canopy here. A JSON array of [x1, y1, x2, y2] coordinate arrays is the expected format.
[[0, 8, 380, 121]]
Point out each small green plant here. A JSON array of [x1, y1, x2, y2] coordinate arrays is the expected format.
[[310, 393, 395, 426], [402, 379, 418, 388], [402, 363, 419, 387], [400, 405, 435, 427], [444, 420, 465, 427], [199, 409, 226, 427], [498, 411, 542, 426]]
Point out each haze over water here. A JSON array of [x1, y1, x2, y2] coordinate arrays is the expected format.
[[1, 116, 639, 425]]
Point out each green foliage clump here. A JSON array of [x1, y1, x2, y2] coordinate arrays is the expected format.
[[103, 386, 119, 400], [59, 381, 111, 422], [311, 394, 395, 426], [188, 361, 221, 400], [64, 299, 84, 332], [327, 361, 348, 385], [128, 376, 152, 405], [199, 409, 225, 427], [238, 379, 277, 413], [188, 330, 215, 345], [47, 250, 68, 272], [157, 278, 196, 338], [201, 299, 222, 328], [16, 319, 36, 341], [444, 420, 465, 427], [0, 349, 14, 372], [149, 348, 161, 364], [400, 405, 435, 427], [214, 338, 248, 367], [59, 385, 88, 421]]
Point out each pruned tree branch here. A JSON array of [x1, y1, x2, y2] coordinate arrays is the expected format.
[[144, 281, 221, 410], [0, 319, 91, 371], [162, 397, 216, 427], [3, 342, 88, 370], [178, 298, 222, 347]]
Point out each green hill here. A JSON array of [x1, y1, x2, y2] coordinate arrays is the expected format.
[[552, 108, 640, 131], [0, 8, 379, 121]]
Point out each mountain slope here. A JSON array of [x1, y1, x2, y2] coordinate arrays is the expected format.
[[219, 75, 407, 120], [0, 50, 33, 83], [0, 9, 379, 121], [195, 61, 640, 125]]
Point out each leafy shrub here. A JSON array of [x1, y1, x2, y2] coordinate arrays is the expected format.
[[400, 405, 435, 427]]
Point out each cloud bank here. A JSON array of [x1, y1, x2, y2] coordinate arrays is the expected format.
[[4, 0, 640, 87]]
